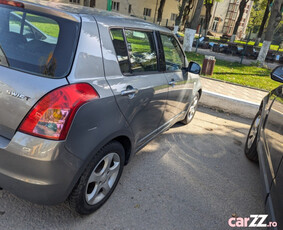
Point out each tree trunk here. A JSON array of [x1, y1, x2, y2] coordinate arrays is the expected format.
[[183, 28, 197, 52], [175, 0, 188, 27], [188, 0, 204, 29], [231, 0, 249, 42], [184, 0, 204, 52], [182, 0, 194, 28], [255, 0, 272, 46], [203, 0, 213, 37], [257, 0, 283, 64], [157, 0, 166, 23]]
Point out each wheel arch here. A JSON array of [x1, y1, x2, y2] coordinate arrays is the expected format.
[[198, 88, 202, 98], [113, 135, 132, 165]]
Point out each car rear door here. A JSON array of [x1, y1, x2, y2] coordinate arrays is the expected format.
[[158, 32, 193, 123], [102, 28, 168, 146]]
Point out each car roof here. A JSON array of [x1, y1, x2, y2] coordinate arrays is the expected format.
[[18, 0, 171, 33]]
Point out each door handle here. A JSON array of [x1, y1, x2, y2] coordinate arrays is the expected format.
[[121, 86, 139, 98], [168, 80, 175, 86]]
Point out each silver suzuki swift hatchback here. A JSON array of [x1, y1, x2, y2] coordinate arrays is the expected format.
[[0, 0, 202, 214]]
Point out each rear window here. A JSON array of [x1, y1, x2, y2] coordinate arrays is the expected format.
[[0, 5, 80, 78]]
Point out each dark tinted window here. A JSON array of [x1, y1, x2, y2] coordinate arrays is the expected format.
[[125, 30, 157, 73], [160, 34, 184, 71], [0, 6, 80, 78], [110, 29, 130, 74]]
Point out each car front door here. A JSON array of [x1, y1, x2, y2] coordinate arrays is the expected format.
[[158, 33, 193, 123], [103, 28, 168, 146], [264, 86, 283, 185], [264, 85, 283, 226]]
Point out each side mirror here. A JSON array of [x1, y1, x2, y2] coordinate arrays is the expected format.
[[271, 66, 283, 83], [188, 61, 201, 74]]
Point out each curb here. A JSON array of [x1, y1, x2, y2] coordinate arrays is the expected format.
[[199, 90, 260, 119]]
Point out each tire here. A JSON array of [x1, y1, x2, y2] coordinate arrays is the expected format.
[[69, 141, 125, 215], [244, 112, 261, 162], [181, 92, 200, 125]]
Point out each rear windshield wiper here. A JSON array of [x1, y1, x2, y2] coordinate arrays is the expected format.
[[0, 44, 9, 67]]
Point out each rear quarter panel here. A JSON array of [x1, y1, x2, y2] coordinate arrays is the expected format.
[[65, 15, 134, 162]]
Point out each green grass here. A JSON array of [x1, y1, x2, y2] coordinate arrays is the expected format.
[[186, 52, 281, 91], [234, 40, 283, 52]]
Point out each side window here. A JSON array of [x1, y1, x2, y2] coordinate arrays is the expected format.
[[160, 34, 185, 71], [125, 30, 158, 73], [110, 28, 130, 74]]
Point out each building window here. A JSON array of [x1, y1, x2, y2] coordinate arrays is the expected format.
[[212, 17, 220, 32], [90, 0, 95, 7], [128, 4, 132, 14], [143, 8, 151, 17], [112, 1, 120, 11], [70, 0, 80, 4], [171, 13, 177, 21]]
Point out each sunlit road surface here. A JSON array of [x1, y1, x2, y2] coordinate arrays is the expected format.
[[0, 107, 264, 230]]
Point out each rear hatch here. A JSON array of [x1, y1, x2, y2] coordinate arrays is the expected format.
[[0, 1, 80, 139]]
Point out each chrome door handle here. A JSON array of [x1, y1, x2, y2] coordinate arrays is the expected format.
[[168, 80, 175, 86], [121, 89, 139, 96], [121, 86, 139, 99]]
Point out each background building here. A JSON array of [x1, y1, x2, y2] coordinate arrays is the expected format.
[[199, 0, 253, 39], [61, 0, 253, 39]]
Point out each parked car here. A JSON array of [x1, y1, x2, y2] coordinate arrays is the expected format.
[[245, 66, 283, 229], [0, 0, 202, 214], [9, 11, 57, 44]]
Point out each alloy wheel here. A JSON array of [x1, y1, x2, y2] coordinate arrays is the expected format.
[[85, 152, 120, 205]]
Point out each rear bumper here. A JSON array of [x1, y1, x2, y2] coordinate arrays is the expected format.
[[0, 132, 83, 205]]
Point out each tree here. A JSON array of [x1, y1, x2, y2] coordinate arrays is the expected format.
[[230, 0, 249, 42], [247, 0, 265, 32], [183, 0, 204, 51], [255, 0, 273, 46], [182, 0, 195, 27], [188, 0, 205, 29], [257, 0, 283, 64], [203, 0, 214, 36], [174, 0, 194, 33], [273, 20, 283, 49], [175, 0, 189, 31], [157, 0, 166, 23]]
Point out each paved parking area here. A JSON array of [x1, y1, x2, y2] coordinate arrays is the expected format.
[[0, 107, 264, 230]]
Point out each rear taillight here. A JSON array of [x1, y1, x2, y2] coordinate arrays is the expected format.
[[0, 0, 24, 8], [18, 83, 99, 140]]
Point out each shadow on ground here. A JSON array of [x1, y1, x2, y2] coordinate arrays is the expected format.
[[0, 107, 263, 230]]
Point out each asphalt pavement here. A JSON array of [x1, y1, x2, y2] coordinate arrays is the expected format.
[[0, 107, 264, 230]]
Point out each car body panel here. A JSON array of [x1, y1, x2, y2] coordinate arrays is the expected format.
[[0, 132, 83, 204], [0, 66, 68, 139], [256, 85, 283, 228], [96, 21, 170, 147]]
